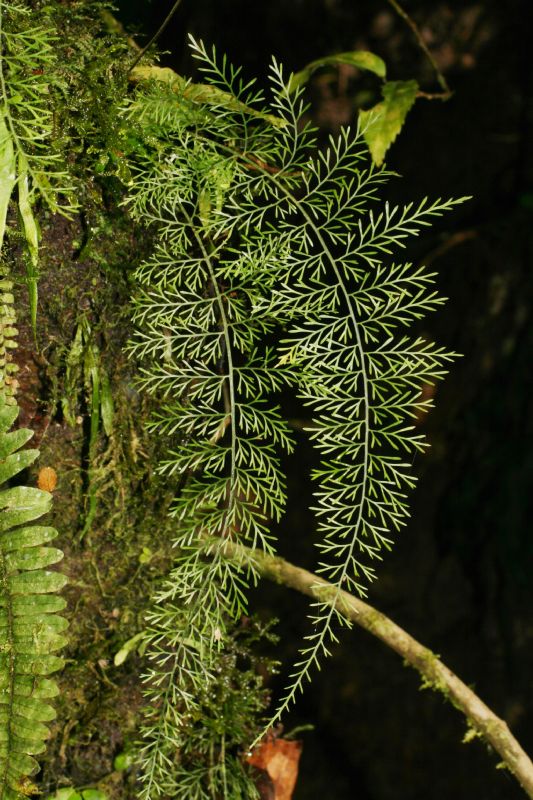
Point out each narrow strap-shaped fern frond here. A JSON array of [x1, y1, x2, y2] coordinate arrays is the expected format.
[[0, 281, 67, 799]]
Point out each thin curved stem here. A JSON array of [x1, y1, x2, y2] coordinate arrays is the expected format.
[[220, 538, 533, 798], [178, 201, 237, 534], [386, 0, 452, 99], [129, 0, 185, 73]]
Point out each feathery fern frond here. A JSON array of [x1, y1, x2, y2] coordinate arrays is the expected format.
[[0, 277, 67, 800], [0, 1, 74, 216], [127, 37, 465, 783], [126, 49, 298, 795], [169, 43, 465, 723]]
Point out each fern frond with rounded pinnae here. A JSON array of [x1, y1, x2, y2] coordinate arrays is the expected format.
[[0, 278, 67, 800]]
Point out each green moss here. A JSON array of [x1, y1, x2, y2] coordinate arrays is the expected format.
[[1, 7, 168, 789]]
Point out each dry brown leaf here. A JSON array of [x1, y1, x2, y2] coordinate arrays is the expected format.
[[37, 466, 57, 492], [247, 738, 303, 800]]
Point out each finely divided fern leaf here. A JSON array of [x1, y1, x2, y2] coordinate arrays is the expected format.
[[127, 50, 296, 796], [127, 37, 466, 786], [181, 43, 465, 722]]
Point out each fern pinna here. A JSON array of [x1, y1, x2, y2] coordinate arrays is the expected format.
[[0, 278, 67, 799], [127, 37, 465, 785]]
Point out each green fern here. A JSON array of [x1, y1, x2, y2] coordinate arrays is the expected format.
[[0, 0, 76, 331], [126, 50, 297, 795], [0, 277, 68, 799], [126, 36, 466, 790]]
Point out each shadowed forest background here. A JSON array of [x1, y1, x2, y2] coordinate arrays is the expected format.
[[109, 1, 533, 798]]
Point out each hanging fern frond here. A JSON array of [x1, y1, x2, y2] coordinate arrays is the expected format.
[[177, 40, 466, 725], [126, 52, 298, 796], [0, 0, 76, 330], [0, 277, 67, 799], [127, 36, 466, 788]]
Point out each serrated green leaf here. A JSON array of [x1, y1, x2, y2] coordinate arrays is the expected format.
[[13, 632, 68, 656], [10, 594, 67, 616], [12, 615, 69, 639], [359, 79, 419, 166], [0, 711, 50, 742], [0, 736, 46, 757], [0, 675, 59, 699], [9, 736, 47, 756], [8, 653, 64, 676], [0, 750, 39, 776], [0, 403, 18, 436], [12, 696, 56, 722], [31, 677, 60, 699], [287, 50, 386, 93], [0, 487, 52, 531], [9, 570, 68, 596]]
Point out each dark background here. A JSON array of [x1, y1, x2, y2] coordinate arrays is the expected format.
[[115, 2, 533, 798]]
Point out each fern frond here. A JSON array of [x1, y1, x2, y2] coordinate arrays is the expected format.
[[126, 53, 300, 794], [174, 43, 466, 725], [239, 64, 464, 727], [0, 2, 75, 214], [128, 38, 466, 782], [0, 280, 67, 800]]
